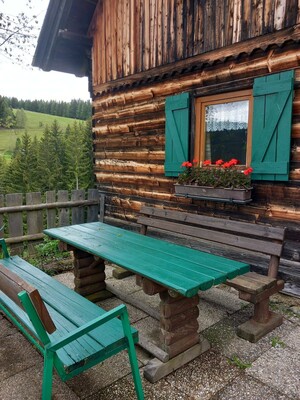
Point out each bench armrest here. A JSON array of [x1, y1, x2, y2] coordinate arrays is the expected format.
[[48, 304, 130, 352]]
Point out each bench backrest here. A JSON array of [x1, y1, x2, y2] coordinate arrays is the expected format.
[[138, 206, 286, 278], [0, 263, 56, 335]]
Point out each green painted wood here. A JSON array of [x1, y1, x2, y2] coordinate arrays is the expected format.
[[0, 257, 138, 350], [164, 92, 190, 176], [0, 248, 144, 399], [44, 222, 249, 297], [251, 70, 294, 181]]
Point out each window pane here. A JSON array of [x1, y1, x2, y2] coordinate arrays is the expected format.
[[205, 100, 249, 164]]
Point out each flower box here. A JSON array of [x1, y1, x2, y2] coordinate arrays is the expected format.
[[174, 184, 252, 201]]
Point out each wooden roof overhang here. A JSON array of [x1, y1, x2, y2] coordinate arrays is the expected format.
[[93, 24, 300, 96], [32, 0, 97, 77]]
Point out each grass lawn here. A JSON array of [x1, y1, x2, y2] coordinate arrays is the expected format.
[[0, 110, 76, 157]]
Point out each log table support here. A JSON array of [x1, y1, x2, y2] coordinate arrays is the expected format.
[[137, 276, 210, 383], [62, 243, 113, 302]]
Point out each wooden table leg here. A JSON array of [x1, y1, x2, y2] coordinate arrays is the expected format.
[[71, 248, 113, 302], [159, 290, 200, 359], [138, 276, 210, 382]]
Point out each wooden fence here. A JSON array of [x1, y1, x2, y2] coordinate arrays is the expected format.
[[0, 189, 102, 250]]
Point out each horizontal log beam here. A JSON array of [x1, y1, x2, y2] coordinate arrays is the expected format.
[[96, 172, 171, 186], [95, 160, 164, 174], [5, 233, 44, 244], [93, 116, 165, 134], [0, 199, 99, 214], [94, 150, 165, 161], [93, 133, 165, 149]]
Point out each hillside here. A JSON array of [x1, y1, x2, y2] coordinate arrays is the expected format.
[[0, 110, 76, 158]]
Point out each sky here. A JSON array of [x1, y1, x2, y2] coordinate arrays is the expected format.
[[0, 0, 90, 102]]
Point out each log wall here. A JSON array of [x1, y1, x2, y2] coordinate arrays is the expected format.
[[92, 44, 300, 282], [89, 0, 300, 86]]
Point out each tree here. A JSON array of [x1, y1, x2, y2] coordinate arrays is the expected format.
[[15, 108, 27, 128], [5, 131, 39, 193], [0, 1, 40, 65], [0, 96, 16, 128], [37, 121, 67, 191], [65, 121, 85, 190], [0, 155, 8, 193]]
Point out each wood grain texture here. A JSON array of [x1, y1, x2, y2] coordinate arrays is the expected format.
[[91, 0, 299, 84]]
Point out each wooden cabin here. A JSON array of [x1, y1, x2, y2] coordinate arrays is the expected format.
[[33, 0, 300, 290]]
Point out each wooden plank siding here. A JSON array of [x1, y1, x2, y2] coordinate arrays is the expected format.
[[89, 0, 299, 86]]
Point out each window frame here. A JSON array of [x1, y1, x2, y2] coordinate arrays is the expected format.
[[194, 90, 253, 167]]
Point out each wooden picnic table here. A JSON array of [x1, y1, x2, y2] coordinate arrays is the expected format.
[[44, 221, 250, 382]]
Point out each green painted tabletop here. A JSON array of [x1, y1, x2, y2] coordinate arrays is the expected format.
[[44, 222, 249, 297]]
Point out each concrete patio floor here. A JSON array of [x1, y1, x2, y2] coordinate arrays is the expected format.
[[1, 264, 300, 400]]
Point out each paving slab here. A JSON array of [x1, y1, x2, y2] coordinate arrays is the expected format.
[[0, 315, 18, 338], [66, 351, 142, 398], [1, 364, 78, 400], [282, 325, 300, 349], [202, 305, 295, 364], [246, 346, 300, 399], [0, 330, 41, 381], [164, 349, 241, 400], [215, 375, 290, 400]]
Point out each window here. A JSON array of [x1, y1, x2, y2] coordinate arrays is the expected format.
[[194, 90, 253, 166], [164, 71, 294, 181]]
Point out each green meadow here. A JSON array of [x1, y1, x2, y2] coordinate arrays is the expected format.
[[0, 110, 75, 158]]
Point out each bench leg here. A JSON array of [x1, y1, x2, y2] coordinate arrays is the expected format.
[[237, 281, 284, 343], [42, 351, 54, 400], [120, 309, 144, 400]]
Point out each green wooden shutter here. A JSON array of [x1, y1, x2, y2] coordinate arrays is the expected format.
[[164, 92, 190, 176], [251, 70, 294, 181]]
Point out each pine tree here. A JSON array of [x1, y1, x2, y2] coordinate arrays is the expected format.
[[15, 108, 27, 128], [0, 156, 8, 194], [6, 132, 39, 193], [81, 119, 95, 189], [38, 121, 67, 191]]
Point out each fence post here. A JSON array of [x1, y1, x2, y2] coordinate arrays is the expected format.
[[57, 190, 70, 227], [87, 189, 99, 222], [6, 193, 23, 254], [46, 191, 56, 229], [26, 192, 43, 254], [72, 190, 85, 224]]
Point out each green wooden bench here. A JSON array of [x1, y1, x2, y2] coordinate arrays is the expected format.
[[138, 206, 286, 343], [0, 239, 144, 400]]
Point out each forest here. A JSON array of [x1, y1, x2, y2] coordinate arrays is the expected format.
[[0, 118, 95, 194], [1, 96, 91, 127]]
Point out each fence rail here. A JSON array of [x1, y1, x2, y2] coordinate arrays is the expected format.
[[0, 189, 101, 247]]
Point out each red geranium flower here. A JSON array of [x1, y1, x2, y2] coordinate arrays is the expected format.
[[228, 158, 239, 166], [222, 162, 231, 169], [203, 160, 211, 166], [243, 167, 253, 176], [215, 159, 224, 165]]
